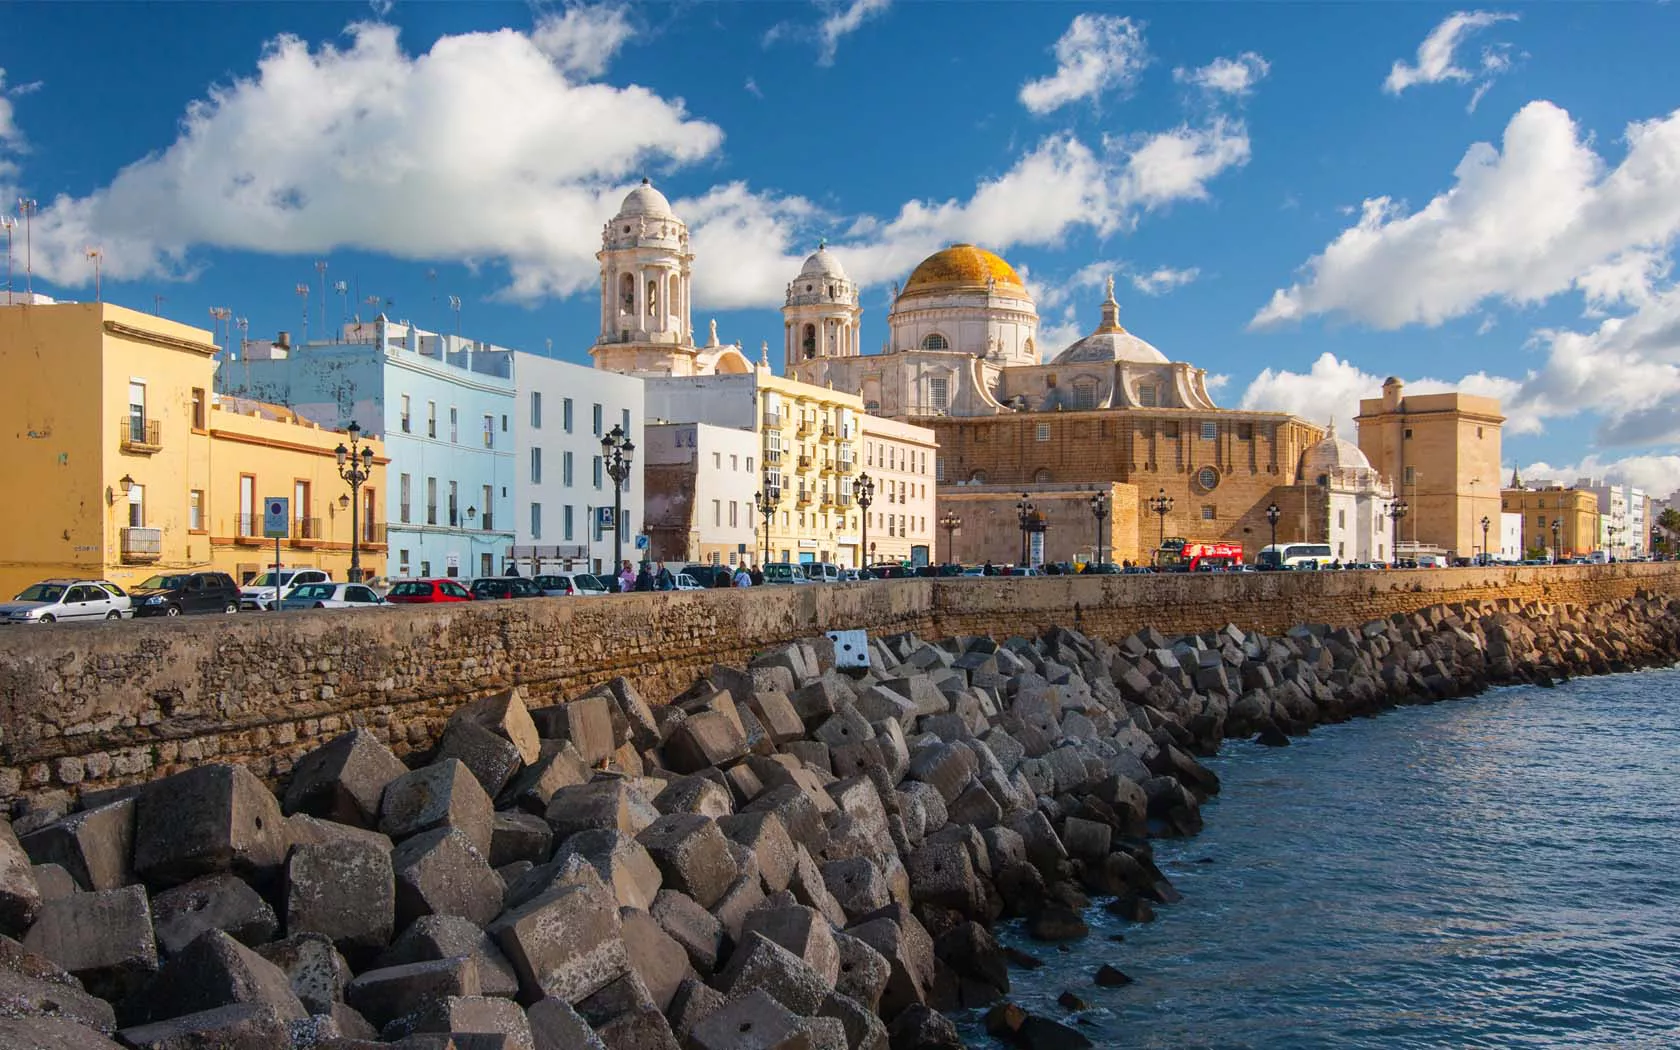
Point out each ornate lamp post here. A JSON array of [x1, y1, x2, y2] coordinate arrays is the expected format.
[[939, 510, 961, 565], [755, 477, 780, 568], [1088, 491, 1109, 566], [1147, 488, 1174, 550], [1480, 515, 1491, 564], [1387, 499, 1408, 564], [1015, 494, 1034, 566], [1265, 502, 1282, 560], [601, 423, 635, 571], [852, 472, 875, 569], [1551, 517, 1562, 560], [335, 421, 376, 582]]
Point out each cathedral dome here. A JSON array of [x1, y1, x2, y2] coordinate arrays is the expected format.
[[1050, 277, 1168, 364], [900, 244, 1027, 299], [799, 243, 849, 281], [617, 178, 676, 220], [1302, 422, 1372, 476]]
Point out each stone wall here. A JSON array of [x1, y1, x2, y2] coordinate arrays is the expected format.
[[3, 563, 1678, 808]]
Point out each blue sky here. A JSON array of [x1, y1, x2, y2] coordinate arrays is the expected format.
[[4, 2, 1680, 495]]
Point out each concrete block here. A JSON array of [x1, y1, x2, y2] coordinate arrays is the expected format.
[[819, 990, 888, 1050], [528, 996, 607, 1050], [19, 798, 134, 892], [133, 929, 306, 1026], [132, 764, 287, 889], [453, 686, 543, 766], [1059, 817, 1112, 861], [593, 1003, 681, 1050], [709, 873, 767, 943], [384, 994, 534, 1046], [652, 776, 734, 820], [945, 780, 1002, 830], [718, 812, 796, 895], [649, 890, 723, 975], [812, 707, 874, 752], [488, 882, 630, 1004], [284, 813, 395, 855], [285, 838, 395, 957], [376, 915, 520, 1000], [489, 811, 553, 869], [742, 784, 829, 856], [882, 677, 948, 718], [0, 959, 117, 1035], [742, 905, 840, 988], [501, 741, 590, 816], [829, 740, 885, 781], [436, 718, 525, 799], [379, 759, 495, 859], [634, 815, 737, 910], [254, 932, 351, 1014], [531, 695, 617, 767], [663, 711, 748, 774], [898, 782, 946, 837], [907, 840, 982, 916], [820, 858, 890, 924], [667, 976, 723, 1042], [715, 931, 828, 1016], [151, 873, 278, 957], [886, 1004, 962, 1050], [785, 741, 832, 776], [552, 829, 663, 913], [392, 827, 505, 930], [26, 864, 74, 902], [789, 846, 848, 930], [855, 685, 917, 728], [846, 910, 934, 1022], [905, 744, 975, 804], [617, 907, 690, 1014], [115, 1003, 294, 1050], [746, 689, 806, 746], [544, 780, 658, 843], [0, 1017, 123, 1049], [281, 729, 408, 830], [345, 956, 482, 1030], [23, 885, 157, 1002], [831, 931, 890, 1013], [688, 989, 807, 1050]]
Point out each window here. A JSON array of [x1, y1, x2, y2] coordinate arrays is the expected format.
[[623, 408, 630, 434], [1163, 422, 1180, 439], [189, 490, 204, 531], [426, 477, 438, 525], [482, 485, 493, 531], [1201, 505, 1216, 521], [1033, 468, 1052, 483], [593, 456, 604, 489], [530, 503, 542, 539], [450, 407, 459, 443], [921, 333, 948, 350], [593, 403, 603, 437], [427, 401, 437, 439], [398, 550, 410, 574], [563, 451, 574, 487], [448, 481, 459, 527], [1404, 428, 1413, 439], [1538, 515, 1547, 527], [400, 474, 411, 524], [1138, 385, 1158, 408], [1201, 421, 1218, 441], [128, 484, 145, 527], [936, 458, 945, 483], [1035, 423, 1051, 442], [1403, 466, 1416, 485], [747, 456, 754, 473], [730, 454, 739, 471], [239, 475, 255, 535], [1197, 466, 1219, 491], [713, 452, 721, 470], [1073, 382, 1097, 410], [128, 380, 146, 429], [531, 391, 542, 428], [563, 398, 574, 433], [531, 447, 542, 484], [483, 415, 494, 448], [1337, 509, 1346, 529], [929, 376, 949, 411], [294, 480, 311, 535], [1238, 422, 1254, 441], [401, 395, 411, 433], [191, 388, 206, 431], [1477, 426, 1484, 438], [729, 502, 739, 528], [563, 505, 575, 541], [713, 500, 722, 527]]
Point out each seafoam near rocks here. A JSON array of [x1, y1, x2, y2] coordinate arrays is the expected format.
[[0, 594, 1675, 1047]]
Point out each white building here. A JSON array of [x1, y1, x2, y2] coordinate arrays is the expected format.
[[643, 422, 759, 567], [1577, 478, 1649, 557], [511, 352, 644, 575], [859, 415, 939, 566], [1301, 423, 1396, 563], [1500, 512, 1523, 562]]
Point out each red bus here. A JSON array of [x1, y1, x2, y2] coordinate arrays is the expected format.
[[1153, 537, 1244, 572]]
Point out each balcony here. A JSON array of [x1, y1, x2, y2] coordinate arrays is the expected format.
[[797, 455, 813, 473], [796, 421, 813, 439], [796, 490, 812, 508], [233, 514, 263, 544], [290, 518, 323, 545], [838, 492, 854, 508], [764, 449, 782, 465], [120, 526, 163, 562], [763, 410, 782, 428], [361, 521, 387, 548], [821, 425, 835, 441], [119, 417, 162, 454], [821, 492, 838, 510]]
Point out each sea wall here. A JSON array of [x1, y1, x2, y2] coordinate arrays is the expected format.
[[1, 563, 1677, 808]]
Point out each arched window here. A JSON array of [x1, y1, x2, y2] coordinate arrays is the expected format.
[[646, 279, 660, 317], [968, 469, 988, 483], [802, 324, 817, 359], [1034, 468, 1052, 483], [1073, 380, 1098, 410], [1197, 466, 1219, 491], [668, 274, 680, 318], [1137, 384, 1158, 408], [619, 274, 635, 313], [1024, 337, 1035, 360], [922, 333, 949, 350]]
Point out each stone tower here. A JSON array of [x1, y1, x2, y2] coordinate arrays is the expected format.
[[591, 180, 698, 375], [783, 242, 862, 380]]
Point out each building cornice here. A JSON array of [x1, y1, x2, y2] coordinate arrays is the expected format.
[[104, 320, 219, 358]]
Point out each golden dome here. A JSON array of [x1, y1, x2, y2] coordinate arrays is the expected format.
[[900, 244, 1027, 298]]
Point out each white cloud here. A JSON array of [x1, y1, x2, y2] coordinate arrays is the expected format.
[[1131, 265, 1199, 296], [818, 0, 890, 66], [1173, 52, 1269, 97], [1117, 117, 1251, 209], [1251, 101, 1680, 330], [1240, 351, 1525, 434], [1019, 14, 1148, 115], [1036, 305, 1084, 358], [744, 77, 763, 99], [531, 4, 634, 80], [0, 68, 27, 197], [1384, 10, 1518, 96], [1520, 454, 1680, 500]]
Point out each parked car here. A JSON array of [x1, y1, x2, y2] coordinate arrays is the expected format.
[[241, 568, 333, 611], [1, 579, 132, 623], [869, 563, 912, 579], [680, 565, 734, 588], [470, 577, 544, 600], [278, 582, 391, 610], [673, 573, 704, 591], [132, 572, 242, 617], [385, 578, 474, 604], [532, 573, 606, 597], [802, 562, 842, 583], [1081, 562, 1123, 575], [762, 563, 810, 585]]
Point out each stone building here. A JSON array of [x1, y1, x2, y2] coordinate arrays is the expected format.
[[1356, 378, 1504, 561], [1501, 483, 1601, 560], [1299, 422, 1396, 564], [641, 422, 759, 568]]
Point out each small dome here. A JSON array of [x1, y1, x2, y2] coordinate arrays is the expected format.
[[1053, 330, 1169, 365], [1302, 421, 1372, 476], [799, 243, 848, 281], [617, 178, 676, 220], [901, 244, 1027, 299]]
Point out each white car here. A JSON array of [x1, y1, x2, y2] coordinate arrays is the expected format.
[[673, 573, 704, 591], [0, 579, 132, 623], [242, 568, 333, 610], [536, 571, 611, 597], [277, 582, 391, 610]]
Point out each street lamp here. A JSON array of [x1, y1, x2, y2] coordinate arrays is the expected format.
[[1480, 515, 1491, 564], [853, 472, 875, 569], [1550, 517, 1562, 560], [1387, 499, 1408, 565], [1088, 491, 1109, 567], [1265, 502, 1282, 559], [335, 421, 376, 582], [939, 510, 961, 565], [755, 478, 780, 568], [1015, 494, 1034, 566], [601, 423, 635, 571], [1147, 488, 1174, 550]]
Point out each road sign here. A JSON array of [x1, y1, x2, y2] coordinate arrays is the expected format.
[[596, 506, 616, 529], [635, 534, 649, 550], [263, 497, 289, 539], [446, 553, 460, 570]]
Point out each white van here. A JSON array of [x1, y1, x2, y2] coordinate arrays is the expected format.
[[1586, 550, 1609, 565], [802, 562, 841, 583], [1415, 554, 1447, 568]]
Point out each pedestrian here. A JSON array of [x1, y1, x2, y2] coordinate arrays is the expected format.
[[733, 565, 753, 587], [750, 565, 764, 586], [655, 561, 675, 590], [634, 562, 655, 591], [983, 559, 996, 576], [617, 560, 635, 593]]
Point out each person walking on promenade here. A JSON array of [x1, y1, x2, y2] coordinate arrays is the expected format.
[[733, 565, 753, 587], [655, 561, 675, 590], [618, 560, 635, 593], [634, 562, 655, 591]]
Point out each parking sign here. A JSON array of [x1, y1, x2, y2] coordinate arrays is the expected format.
[[263, 497, 289, 538]]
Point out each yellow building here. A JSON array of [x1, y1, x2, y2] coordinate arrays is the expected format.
[[1501, 486, 1600, 560], [1356, 377, 1504, 559], [0, 301, 385, 596]]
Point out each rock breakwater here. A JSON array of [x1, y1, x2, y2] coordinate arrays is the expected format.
[[0, 593, 1675, 1049]]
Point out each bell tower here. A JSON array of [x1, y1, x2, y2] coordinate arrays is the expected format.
[[782, 242, 862, 382], [591, 179, 698, 375]]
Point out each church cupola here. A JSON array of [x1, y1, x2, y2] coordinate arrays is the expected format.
[[782, 241, 862, 378]]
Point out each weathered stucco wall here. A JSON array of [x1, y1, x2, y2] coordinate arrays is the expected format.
[[3, 563, 1677, 807]]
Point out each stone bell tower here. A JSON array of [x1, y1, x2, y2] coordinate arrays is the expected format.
[[782, 242, 862, 382], [591, 179, 699, 375]]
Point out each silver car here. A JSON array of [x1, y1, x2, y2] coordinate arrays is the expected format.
[[0, 579, 133, 623], [278, 582, 391, 610]]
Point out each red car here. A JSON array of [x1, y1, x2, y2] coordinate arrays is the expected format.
[[385, 578, 474, 604]]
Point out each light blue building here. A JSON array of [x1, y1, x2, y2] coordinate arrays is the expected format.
[[217, 317, 515, 581]]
